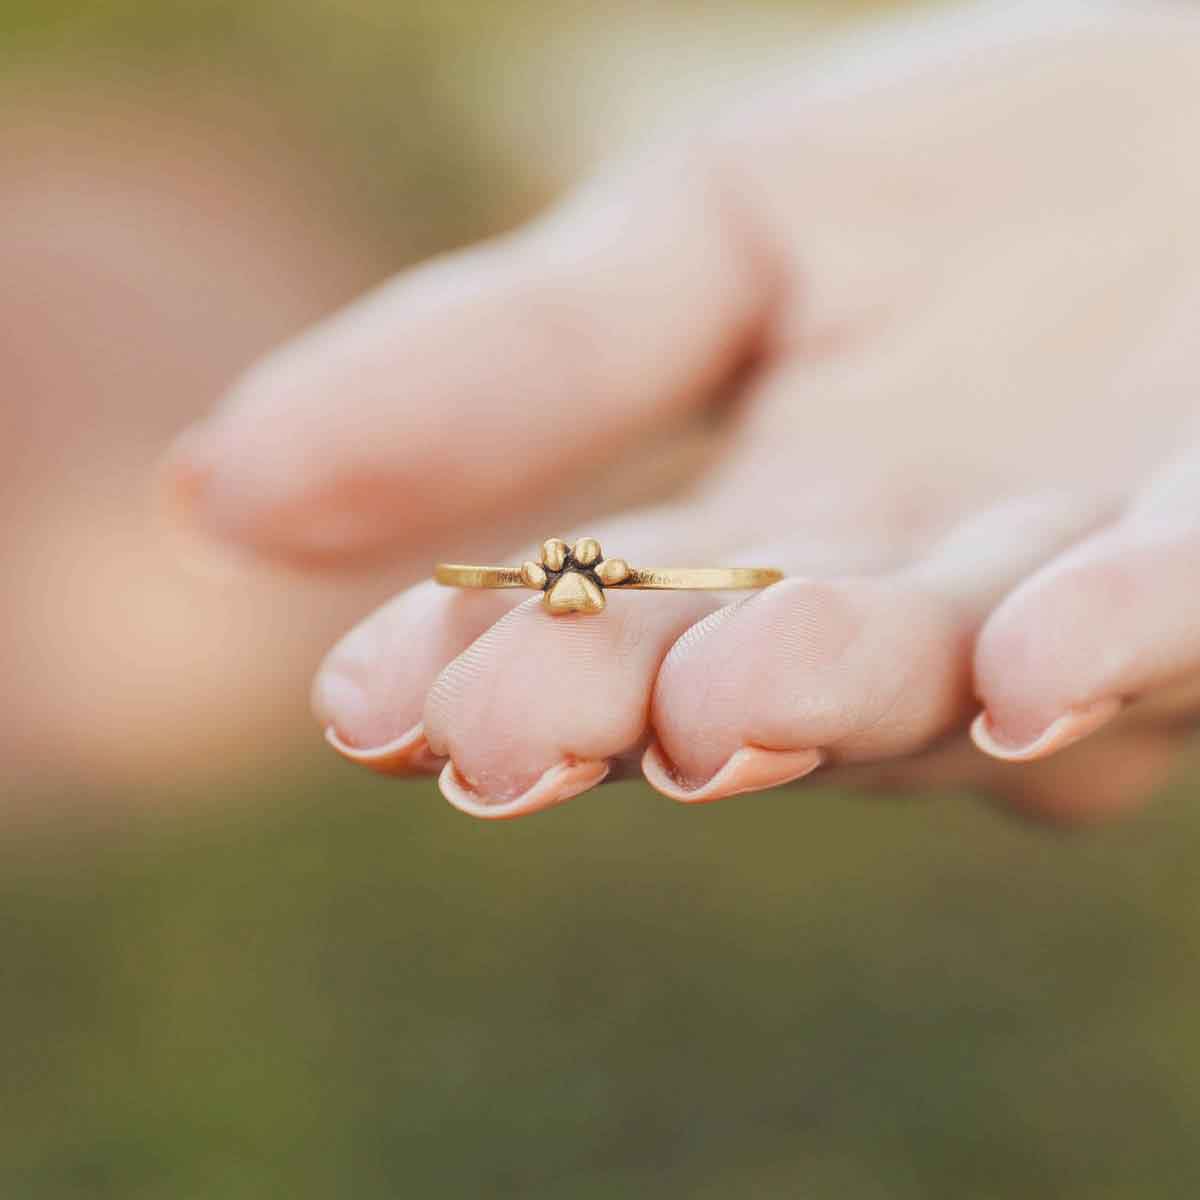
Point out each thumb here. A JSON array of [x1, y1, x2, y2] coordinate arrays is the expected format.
[[160, 140, 772, 568]]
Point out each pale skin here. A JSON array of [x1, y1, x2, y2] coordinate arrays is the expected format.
[[162, 1, 1200, 821]]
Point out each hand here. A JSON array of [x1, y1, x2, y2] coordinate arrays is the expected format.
[[161, 1, 1200, 821]]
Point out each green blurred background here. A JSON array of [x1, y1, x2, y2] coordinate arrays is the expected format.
[[2, 1, 1199, 1197]]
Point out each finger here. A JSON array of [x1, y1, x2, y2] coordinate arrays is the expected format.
[[427, 592, 716, 819], [161, 142, 771, 568], [313, 581, 519, 776], [419, 494, 1103, 818], [421, 505, 754, 817], [973, 452, 1200, 762], [313, 505, 720, 779], [645, 492, 1109, 803], [419, 506, 877, 819]]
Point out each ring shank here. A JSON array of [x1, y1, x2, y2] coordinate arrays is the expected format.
[[434, 564, 526, 588], [622, 567, 781, 590], [434, 564, 782, 590]]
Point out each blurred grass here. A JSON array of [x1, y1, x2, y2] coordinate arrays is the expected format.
[[3, 0, 1200, 1195], [3, 766, 1200, 1198], [0, 0, 553, 255], [0, 0, 939, 254]]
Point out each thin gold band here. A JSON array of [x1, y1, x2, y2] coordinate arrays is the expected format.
[[436, 537, 782, 616], [434, 564, 783, 590]]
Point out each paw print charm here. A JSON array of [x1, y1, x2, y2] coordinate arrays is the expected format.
[[520, 537, 631, 615]]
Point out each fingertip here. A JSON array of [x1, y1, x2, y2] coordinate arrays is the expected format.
[[970, 698, 1124, 763], [651, 576, 969, 783], [160, 424, 216, 521], [324, 723, 444, 776], [642, 739, 823, 805], [423, 589, 713, 807], [155, 424, 259, 579], [438, 758, 611, 820], [312, 580, 518, 760], [312, 650, 371, 739]]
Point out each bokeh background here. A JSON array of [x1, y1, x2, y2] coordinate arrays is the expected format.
[[3, 1, 1199, 1196]]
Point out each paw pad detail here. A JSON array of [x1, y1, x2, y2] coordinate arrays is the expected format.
[[521, 538, 630, 615]]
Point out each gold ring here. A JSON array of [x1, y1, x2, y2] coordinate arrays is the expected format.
[[435, 537, 783, 615]]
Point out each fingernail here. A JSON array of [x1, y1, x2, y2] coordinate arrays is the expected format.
[[642, 741, 824, 805], [438, 758, 611, 820], [325, 723, 444, 776], [970, 697, 1123, 763], [315, 663, 442, 776]]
